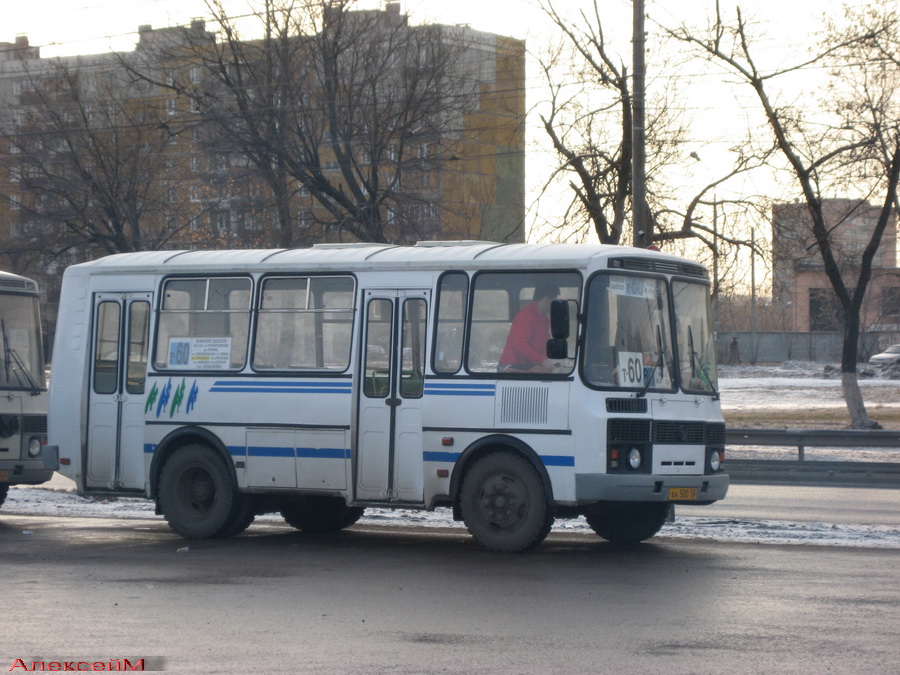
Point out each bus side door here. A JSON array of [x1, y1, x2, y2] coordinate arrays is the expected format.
[[355, 289, 429, 503], [86, 292, 151, 492]]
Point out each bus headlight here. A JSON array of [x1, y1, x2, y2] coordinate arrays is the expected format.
[[628, 447, 642, 470], [28, 437, 42, 458], [709, 449, 722, 472]]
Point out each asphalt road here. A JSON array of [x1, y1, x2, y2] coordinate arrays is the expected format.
[[1, 513, 898, 674]]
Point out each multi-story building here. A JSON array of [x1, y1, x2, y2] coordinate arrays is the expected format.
[[772, 198, 900, 332], [0, 6, 526, 327]]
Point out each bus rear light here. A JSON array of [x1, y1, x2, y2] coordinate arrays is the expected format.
[[60, 457, 71, 466], [441, 437, 454, 446], [436, 468, 449, 478]]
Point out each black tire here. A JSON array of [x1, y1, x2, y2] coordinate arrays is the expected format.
[[584, 502, 670, 544], [0, 483, 8, 508], [158, 444, 241, 539], [459, 452, 553, 553], [281, 496, 364, 533], [215, 497, 256, 538]]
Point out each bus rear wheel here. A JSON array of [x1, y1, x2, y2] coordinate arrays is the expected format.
[[584, 502, 670, 543], [281, 496, 364, 533], [158, 444, 243, 539], [459, 452, 553, 553]]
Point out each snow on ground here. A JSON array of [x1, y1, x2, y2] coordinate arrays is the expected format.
[[4, 363, 899, 549], [5, 484, 900, 549]]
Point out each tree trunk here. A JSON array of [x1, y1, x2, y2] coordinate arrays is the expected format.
[[841, 372, 880, 429]]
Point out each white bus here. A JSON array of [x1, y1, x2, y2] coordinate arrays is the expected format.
[[48, 242, 727, 551], [0, 270, 52, 509]]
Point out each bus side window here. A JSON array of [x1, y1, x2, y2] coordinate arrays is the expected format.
[[126, 301, 150, 394], [433, 272, 467, 374], [93, 301, 120, 394]]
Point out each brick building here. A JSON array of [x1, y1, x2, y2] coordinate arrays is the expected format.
[[772, 199, 900, 333]]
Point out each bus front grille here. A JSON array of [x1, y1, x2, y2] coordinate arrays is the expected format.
[[22, 415, 48, 434]]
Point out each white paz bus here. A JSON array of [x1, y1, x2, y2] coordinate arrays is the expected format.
[[48, 242, 727, 552], [0, 270, 52, 509]]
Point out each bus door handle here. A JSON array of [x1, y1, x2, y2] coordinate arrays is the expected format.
[[385, 398, 401, 407]]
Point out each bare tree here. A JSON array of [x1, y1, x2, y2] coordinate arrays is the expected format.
[[125, 0, 478, 246], [536, 0, 766, 252], [0, 58, 202, 266], [668, 3, 900, 428]]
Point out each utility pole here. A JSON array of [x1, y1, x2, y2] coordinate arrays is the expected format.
[[631, 0, 650, 248]]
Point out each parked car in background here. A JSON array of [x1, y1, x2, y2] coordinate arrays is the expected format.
[[869, 345, 900, 366]]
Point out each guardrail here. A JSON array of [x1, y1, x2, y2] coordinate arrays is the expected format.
[[725, 428, 900, 488]]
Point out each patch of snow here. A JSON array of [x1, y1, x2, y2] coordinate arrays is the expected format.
[[4, 486, 899, 550]]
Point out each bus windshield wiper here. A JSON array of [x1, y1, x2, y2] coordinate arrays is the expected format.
[[687, 326, 718, 399], [1, 320, 42, 395], [636, 325, 664, 398]]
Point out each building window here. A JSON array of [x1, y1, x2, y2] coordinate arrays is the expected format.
[[882, 287, 900, 319], [809, 288, 842, 331]]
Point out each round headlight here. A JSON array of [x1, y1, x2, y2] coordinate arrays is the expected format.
[[628, 447, 642, 470], [709, 450, 722, 471], [28, 437, 42, 458]]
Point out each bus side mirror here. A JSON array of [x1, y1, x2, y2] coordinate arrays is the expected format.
[[546, 338, 568, 359], [550, 299, 569, 339]]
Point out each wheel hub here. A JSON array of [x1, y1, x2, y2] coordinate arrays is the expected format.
[[187, 469, 214, 510], [480, 475, 525, 528]]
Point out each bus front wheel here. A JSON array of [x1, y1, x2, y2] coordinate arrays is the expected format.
[[584, 502, 670, 543], [459, 452, 553, 553], [158, 444, 244, 539]]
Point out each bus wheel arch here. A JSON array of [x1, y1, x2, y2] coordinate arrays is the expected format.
[[452, 436, 555, 553], [149, 426, 235, 501], [152, 428, 252, 539]]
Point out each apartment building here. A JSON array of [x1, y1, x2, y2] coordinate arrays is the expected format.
[[772, 199, 900, 332], [0, 6, 526, 324]]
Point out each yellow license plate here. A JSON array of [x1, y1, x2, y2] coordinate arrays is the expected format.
[[668, 487, 698, 501], [0, 470, 8, 482]]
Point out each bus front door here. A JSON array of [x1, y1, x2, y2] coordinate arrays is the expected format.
[[86, 292, 151, 492], [355, 290, 429, 503]]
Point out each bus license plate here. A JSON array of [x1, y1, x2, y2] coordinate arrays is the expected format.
[[668, 487, 698, 501]]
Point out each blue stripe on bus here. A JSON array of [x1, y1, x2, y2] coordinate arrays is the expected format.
[[246, 446, 349, 459], [424, 450, 574, 468], [540, 455, 575, 467], [298, 447, 350, 459], [210, 381, 352, 394], [423, 451, 461, 463], [148, 443, 569, 466], [423, 382, 496, 396], [248, 446, 295, 458]]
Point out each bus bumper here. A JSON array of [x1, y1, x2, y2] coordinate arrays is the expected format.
[[0, 445, 58, 485], [575, 472, 729, 504]]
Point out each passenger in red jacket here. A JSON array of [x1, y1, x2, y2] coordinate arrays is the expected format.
[[499, 282, 560, 373]]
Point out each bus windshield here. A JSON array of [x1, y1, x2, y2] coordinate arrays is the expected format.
[[0, 293, 45, 391], [583, 274, 675, 390], [673, 280, 717, 394]]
